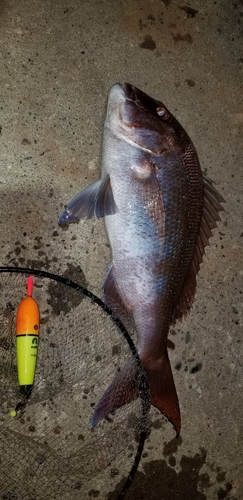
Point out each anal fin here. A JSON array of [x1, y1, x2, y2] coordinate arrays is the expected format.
[[103, 264, 133, 325]]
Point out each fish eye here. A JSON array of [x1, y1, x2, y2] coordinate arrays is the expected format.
[[156, 107, 169, 120]]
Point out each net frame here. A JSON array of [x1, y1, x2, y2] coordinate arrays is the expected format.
[[0, 266, 150, 499]]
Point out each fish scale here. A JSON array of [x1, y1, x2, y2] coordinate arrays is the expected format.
[[59, 83, 224, 435]]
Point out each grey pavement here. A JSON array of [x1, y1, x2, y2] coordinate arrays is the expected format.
[[0, 1, 242, 499]]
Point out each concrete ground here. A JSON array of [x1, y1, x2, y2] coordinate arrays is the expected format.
[[0, 0, 242, 499]]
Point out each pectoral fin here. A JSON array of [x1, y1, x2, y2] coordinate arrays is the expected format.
[[58, 174, 118, 223]]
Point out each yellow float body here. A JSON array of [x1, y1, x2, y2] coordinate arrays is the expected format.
[[16, 295, 40, 396]]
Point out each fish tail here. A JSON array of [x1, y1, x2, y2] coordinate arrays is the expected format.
[[91, 350, 180, 435], [142, 349, 181, 436], [91, 358, 140, 427]]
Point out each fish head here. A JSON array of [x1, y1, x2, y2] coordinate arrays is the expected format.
[[105, 83, 189, 156]]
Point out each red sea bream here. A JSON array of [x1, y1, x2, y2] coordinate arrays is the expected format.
[[59, 83, 224, 434]]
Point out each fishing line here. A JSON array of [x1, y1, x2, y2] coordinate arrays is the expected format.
[[0, 266, 149, 500]]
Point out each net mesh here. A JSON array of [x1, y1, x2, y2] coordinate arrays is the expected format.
[[0, 270, 150, 500]]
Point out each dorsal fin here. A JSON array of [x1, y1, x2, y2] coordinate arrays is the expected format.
[[172, 175, 224, 322]]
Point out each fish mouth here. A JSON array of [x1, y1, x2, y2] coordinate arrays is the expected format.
[[106, 83, 143, 142], [123, 82, 136, 100], [109, 83, 138, 104], [123, 83, 142, 110]]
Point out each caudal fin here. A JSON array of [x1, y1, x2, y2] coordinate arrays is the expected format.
[[91, 349, 180, 435], [142, 350, 181, 435], [91, 359, 140, 427]]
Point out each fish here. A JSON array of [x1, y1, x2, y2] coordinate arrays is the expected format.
[[59, 83, 224, 435]]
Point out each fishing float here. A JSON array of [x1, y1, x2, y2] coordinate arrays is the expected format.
[[10, 276, 40, 416]]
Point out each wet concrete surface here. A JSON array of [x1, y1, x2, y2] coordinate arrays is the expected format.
[[0, 0, 242, 499]]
